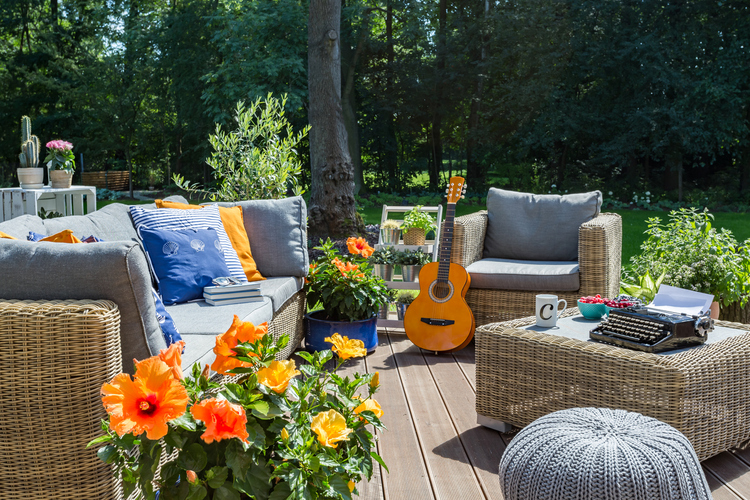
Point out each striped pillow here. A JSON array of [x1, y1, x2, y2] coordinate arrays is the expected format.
[[129, 204, 247, 282]]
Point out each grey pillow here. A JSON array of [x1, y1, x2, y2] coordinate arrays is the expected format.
[[483, 188, 602, 261], [214, 196, 308, 277]]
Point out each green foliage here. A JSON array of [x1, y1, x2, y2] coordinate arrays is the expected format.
[[395, 291, 416, 305], [306, 238, 391, 322], [90, 331, 386, 499], [629, 208, 750, 306], [395, 249, 431, 266], [620, 271, 666, 305], [175, 95, 310, 202], [370, 246, 397, 265], [37, 207, 64, 220], [401, 206, 436, 233]]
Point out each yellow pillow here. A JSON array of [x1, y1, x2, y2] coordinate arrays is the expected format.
[[155, 200, 264, 282], [40, 230, 82, 243], [0, 231, 17, 240]]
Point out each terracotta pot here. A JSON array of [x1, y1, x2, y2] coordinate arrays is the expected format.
[[17, 167, 44, 188], [710, 301, 720, 319], [49, 170, 73, 189]]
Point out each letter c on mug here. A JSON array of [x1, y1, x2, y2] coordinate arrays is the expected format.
[[540, 303, 553, 320]]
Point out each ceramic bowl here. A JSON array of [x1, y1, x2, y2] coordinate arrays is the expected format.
[[577, 300, 606, 320]]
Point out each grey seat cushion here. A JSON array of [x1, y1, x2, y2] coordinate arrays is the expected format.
[[166, 296, 273, 336], [257, 277, 304, 310], [483, 188, 602, 261], [466, 258, 580, 291], [214, 196, 308, 277]]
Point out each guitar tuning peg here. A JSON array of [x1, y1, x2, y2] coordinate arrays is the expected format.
[[461, 195, 465, 199]]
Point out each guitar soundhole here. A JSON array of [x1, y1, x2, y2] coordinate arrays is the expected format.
[[428, 281, 454, 303]]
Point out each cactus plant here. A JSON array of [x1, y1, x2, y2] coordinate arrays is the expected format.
[[18, 116, 40, 169]]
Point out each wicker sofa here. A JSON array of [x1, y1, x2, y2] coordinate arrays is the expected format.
[[447, 189, 622, 326], [0, 195, 309, 374]]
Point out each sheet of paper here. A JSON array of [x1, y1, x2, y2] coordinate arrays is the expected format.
[[650, 284, 714, 316]]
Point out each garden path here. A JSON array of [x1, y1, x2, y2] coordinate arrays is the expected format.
[[340, 331, 750, 499]]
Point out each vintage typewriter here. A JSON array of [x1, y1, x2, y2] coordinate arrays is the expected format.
[[590, 306, 714, 353]]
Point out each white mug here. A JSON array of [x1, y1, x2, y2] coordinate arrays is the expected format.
[[536, 294, 567, 327]]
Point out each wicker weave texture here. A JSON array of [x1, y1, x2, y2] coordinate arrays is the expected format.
[[476, 309, 750, 460], [450, 212, 622, 326], [269, 290, 307, 360], [0, 299, 122, 500]]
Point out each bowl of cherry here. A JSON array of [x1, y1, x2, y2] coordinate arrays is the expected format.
[[603, 297, 637, 316], [577, 295, 607, 319]]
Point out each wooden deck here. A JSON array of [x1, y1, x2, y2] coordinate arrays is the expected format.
[[340, 331, 750, 500]]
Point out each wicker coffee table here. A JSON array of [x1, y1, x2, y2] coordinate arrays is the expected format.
[[475, 308, 750, 460]]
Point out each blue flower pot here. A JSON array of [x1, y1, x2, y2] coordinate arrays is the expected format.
[[304, 310, 378, 353]]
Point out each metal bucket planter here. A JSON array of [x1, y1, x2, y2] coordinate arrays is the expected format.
[[396, 303, 409, 321], [377, 302, 390, 319], [304, 310, 378, 353], [372, 264, 393, 281], [401, 265, 422, 282], [380, 228, 401, 245]]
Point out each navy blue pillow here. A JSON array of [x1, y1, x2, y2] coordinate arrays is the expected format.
[[151, 288, 183, 345], [138, 227, 231, 305]]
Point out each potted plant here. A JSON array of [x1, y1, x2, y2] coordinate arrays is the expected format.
[[90, 319, 387, 499], [396, 248, 432, 282], [17, 116, 43, 188], [45, 140, 76, 188], [378, 288, 398, 319], [305, 237, 391, 352], [628, 208, 750, 319], [371, 246, 397, 280], [395, 290, 416, 321], [401, 206, 435, 245], [146, 166, 162, 191], [380, 219, 401, 245]]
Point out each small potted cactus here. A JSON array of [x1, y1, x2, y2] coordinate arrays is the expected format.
[[17, 116, 44, 188], [380, 219, 401, 245], [395, 290, 416, 321]]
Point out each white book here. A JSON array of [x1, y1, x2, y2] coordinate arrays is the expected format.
[[203, 290, 262, 300], [203, 282, 262, 295], [205, 296, 265, 306]]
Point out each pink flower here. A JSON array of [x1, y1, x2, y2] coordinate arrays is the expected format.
[[46, 140, 73, 151]]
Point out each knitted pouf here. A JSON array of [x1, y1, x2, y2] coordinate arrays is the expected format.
[[499, 408, 712, 500]]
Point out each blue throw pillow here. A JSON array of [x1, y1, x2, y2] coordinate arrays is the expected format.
[[138, 226, 232, 304], [151, 288, 183, 345], [27, 231, 45, 242]]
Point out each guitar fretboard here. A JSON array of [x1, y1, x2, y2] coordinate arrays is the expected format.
[[437, 203, 456, 283]]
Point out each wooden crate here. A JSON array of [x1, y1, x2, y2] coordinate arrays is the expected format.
[[81, 171, 130, 191]]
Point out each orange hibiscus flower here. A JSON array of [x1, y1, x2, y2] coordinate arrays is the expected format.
[[256, 360, 301, 394], [101, 357, 189, 440], [347, 237, 374, 258], [190, 398, 250, 444], [211, 316, 268, 375], [325, 333, 367, 360], [333, 258, 364, 279], [354, 397, 384, 420], [158, 340, 185, 380], [311, 409, 353, 448]]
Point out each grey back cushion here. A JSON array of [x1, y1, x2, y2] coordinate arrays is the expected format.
[[215, 196, 308, 277], [483, 188, 602, 261], [43, 203, 141, 242]]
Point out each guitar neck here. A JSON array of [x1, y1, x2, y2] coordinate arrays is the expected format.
[[437, 203, 456, 283]]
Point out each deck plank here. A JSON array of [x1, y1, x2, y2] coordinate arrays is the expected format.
[[423, 346, 506, 500], [363, 334, 434, 500], [336, 356, 385, 500], [703, 452, 750, 500], [388, 333, 485, 500], [451, 339, 477, 391], [704, 468, 744, 500]]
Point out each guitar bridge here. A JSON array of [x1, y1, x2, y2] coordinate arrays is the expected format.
[[420, 318, 455, 326]]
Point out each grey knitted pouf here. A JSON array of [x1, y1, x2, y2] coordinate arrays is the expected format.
[[499, 408, 712, 500]]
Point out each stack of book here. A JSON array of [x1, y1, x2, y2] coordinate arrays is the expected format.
[[203, 282, 262, 306]]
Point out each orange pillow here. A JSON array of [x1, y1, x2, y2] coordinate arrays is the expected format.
[[155, 200, 264, 281], [0, 231, 17, 240], [40, 230, 82, 243]]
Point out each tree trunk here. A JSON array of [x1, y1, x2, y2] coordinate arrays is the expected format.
[[341, 38, 363, 194], [430, 0, 447, 190], [308, 0, 362, 238]]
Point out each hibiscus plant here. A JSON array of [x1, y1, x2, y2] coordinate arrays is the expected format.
[[89, 317, 387, 499], [305, 237, 391, 322]]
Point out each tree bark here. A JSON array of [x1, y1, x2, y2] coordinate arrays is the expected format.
[[308, 0, 362, 237], [430, 0, 447, 190]]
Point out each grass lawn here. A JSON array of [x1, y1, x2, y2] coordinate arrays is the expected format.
[[361, 205, 750, 266]]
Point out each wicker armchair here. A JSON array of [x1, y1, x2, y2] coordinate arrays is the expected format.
[[448, 210, 622, 326]]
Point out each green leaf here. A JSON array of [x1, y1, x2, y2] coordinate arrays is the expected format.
[[97, 444, 118, 463], [213, 483, 241, 500], [171, 413, 197, 431], [268, 482, 292, 500], [177, 443, 208, 472], [329, 475, 352, 500], [251, 399, 270, 416], [205, 466, 229, 489], [87, 434, 112, 448], [371, 452, 389, 473], [186, 484, 207, 500], [233, 462, 273, 500], [164, 427, 189, 449]]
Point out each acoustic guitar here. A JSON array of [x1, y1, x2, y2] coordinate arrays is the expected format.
[[404, 176, 475, 352]]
